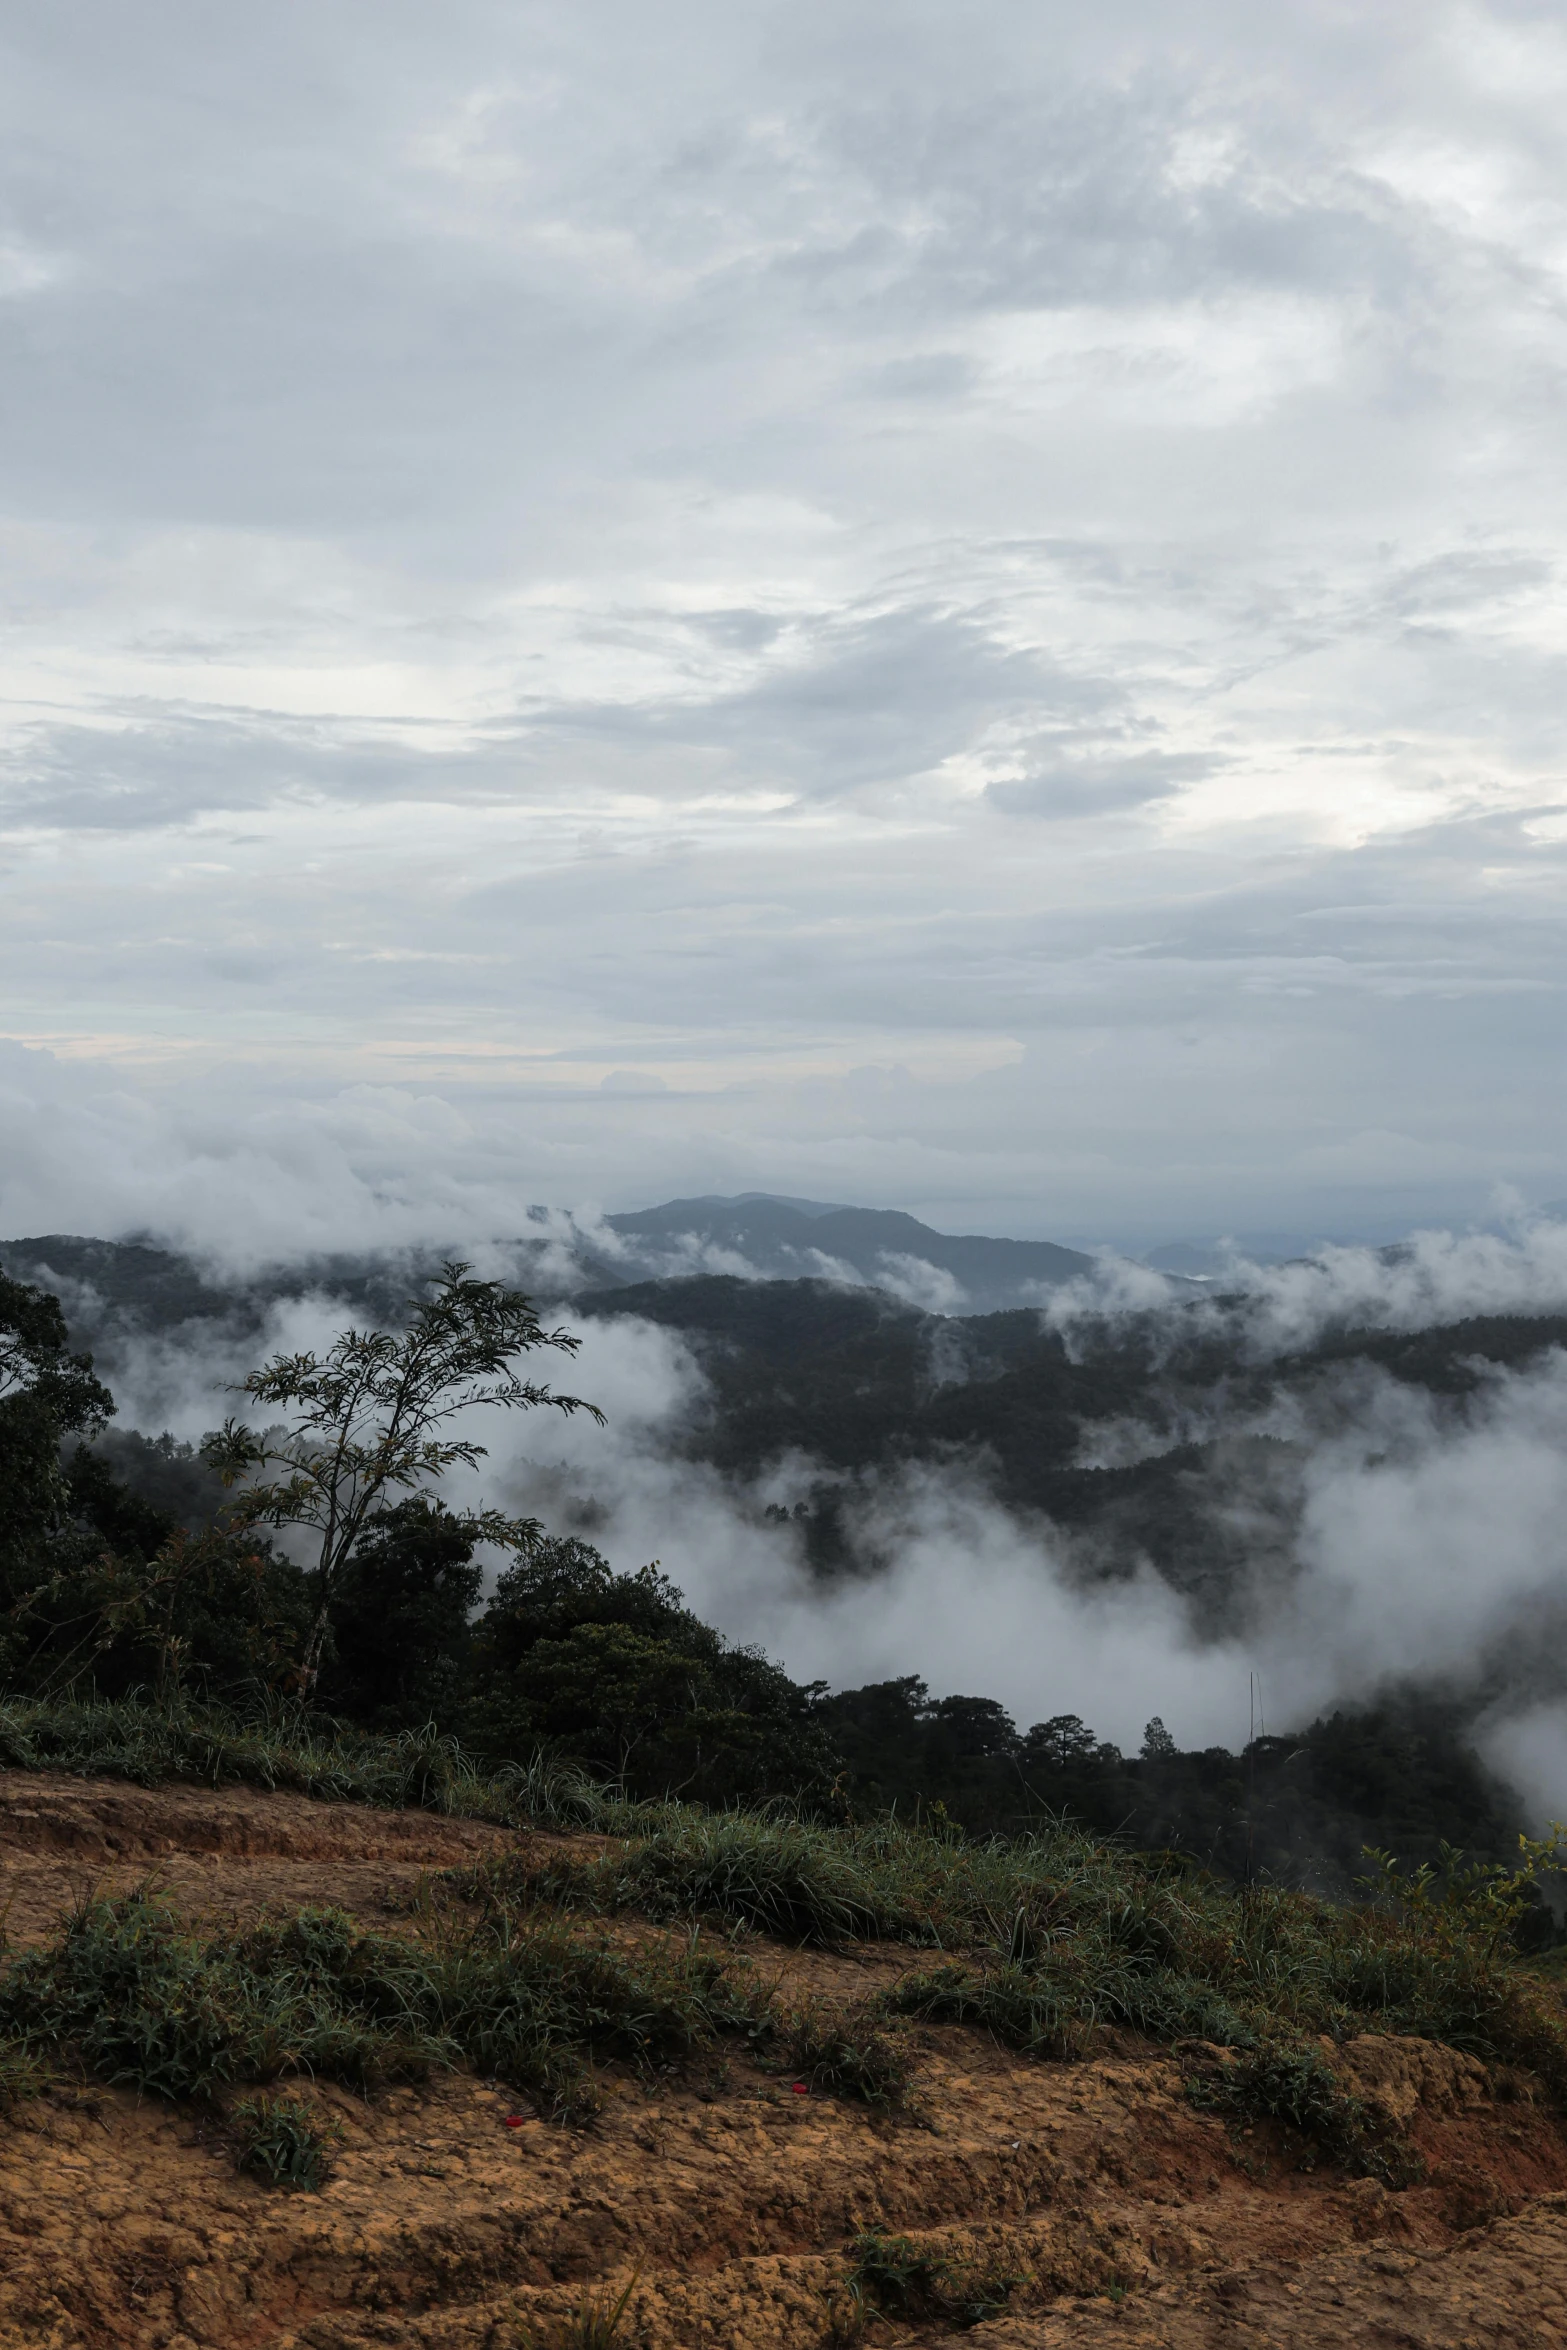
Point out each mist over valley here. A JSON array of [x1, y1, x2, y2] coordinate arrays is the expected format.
[[9, 1191, 1567, 1901]]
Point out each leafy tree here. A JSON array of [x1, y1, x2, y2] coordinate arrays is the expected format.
[[16, 1523, 312, 1705], [320, 1498, 484, 1731], [0, 1272, 114, 1591], [203, 1263, 600, 1683], [464, 1536, 836, 1803], [1023, 1714, 1100, 1771]]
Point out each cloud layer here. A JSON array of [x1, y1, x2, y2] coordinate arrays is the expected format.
[[1, 3, 1567, 1240]]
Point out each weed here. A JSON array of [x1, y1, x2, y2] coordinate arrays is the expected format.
[[518, 2270, 640, 2349], [1183, 2042, 1419, 2186], [0, 2040, 49, 2113], [230, 2091, 342, 2190], [764, 1996, 915, 2108], [844, 2229, 1024, 2328]]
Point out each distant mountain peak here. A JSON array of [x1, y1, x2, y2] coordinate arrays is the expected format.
[[603, 1194, 1093, 1310]]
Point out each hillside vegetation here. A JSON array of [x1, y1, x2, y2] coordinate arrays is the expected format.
[[0, 1246, 1560, 1897]]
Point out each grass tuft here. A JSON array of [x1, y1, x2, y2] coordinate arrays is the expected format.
[[844, 2228, 1025, 2329], [0, 1889, 758, 2121], [230, 2090, 342, 2190], [1182, 2042, 1419, 2184], [516, 2271, 640, 2350], [764, 1996, 915, 2108]]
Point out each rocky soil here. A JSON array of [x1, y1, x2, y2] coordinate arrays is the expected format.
[[1, 1772, 1565, 2350]]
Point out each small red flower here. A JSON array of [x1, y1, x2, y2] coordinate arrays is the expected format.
[[791, 2083, 809, 2095], [503, 2115, 527, 2128]]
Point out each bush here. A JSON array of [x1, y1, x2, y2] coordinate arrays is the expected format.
[[319, 1499, 483, 1733]]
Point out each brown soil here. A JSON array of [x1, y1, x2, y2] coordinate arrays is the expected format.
[[1, 1773, 1565, 2350]]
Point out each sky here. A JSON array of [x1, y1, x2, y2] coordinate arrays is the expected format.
[[4, 0, 1567, 1255]]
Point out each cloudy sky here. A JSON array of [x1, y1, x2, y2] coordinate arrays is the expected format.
[[3, 0, 1567, 1255]]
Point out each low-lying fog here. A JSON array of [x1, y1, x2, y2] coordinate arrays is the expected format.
[[52, 1209, 1567, 1827]]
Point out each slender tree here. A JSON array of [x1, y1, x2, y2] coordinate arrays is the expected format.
[[202, 1261, 602, 1685]]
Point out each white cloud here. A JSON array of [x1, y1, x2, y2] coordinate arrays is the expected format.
[[3, 3, 1567, 1236]]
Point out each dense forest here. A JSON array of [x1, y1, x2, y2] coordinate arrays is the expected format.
[[1, 1233, 1558, 1938]]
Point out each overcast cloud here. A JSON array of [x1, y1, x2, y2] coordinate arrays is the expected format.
[[3, 0, 1567, 1249]]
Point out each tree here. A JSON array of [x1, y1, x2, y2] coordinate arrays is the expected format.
[[0, 1271, 114, 1658], [1141, 1715, 1178, 1762], [202, 1262, 601, 1684], [1024, 1714, 1099, 1771], [321, 1497, 484, 1730], [464, 1536, 837, 1803]]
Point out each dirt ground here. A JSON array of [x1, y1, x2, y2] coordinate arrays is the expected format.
[[1, 1771, 1565, 2350]]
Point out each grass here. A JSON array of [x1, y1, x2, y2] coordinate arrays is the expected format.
[[0, 1693, 611, 1829], [762, 1995, 915, 2108], [467, 1807, 1567, 2168], [842, 2229, 1026, 2329], [5, 1693, 1567, 2177], [1182, 2042, 1419, 2184], [518, 2272, 641, 2350], [0, 1883, 919, 2127], [229, 2089, 342, 2190], [0, 1887, 763, 2123], [461, 1805, 1114, 1948]]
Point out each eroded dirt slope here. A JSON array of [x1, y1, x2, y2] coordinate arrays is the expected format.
[[2, 1773, 1565, 2350]]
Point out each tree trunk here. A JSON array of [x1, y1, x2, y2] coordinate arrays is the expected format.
[[300, 1600, 332, 1692]]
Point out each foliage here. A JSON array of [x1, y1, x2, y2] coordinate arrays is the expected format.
[[0, 1888, 759, 2123], [844, 2229, 1025, 2329], [1359, 1828, 1567, 1957], [0, 1269, 115, 1675], [0, 1692, 608, 1829], [230, 2090, 342, 2190], [1183, 2042, 1415, 2184], [202, 1262, 601, 1680], [319, 1497, 484, 1731], [813, 1674, 1531, 1895], [11, 1524, 312, 1707], [463, 1537, 838, 1806]]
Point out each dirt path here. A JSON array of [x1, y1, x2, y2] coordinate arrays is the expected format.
[[1, 1772, 1564, 2350]]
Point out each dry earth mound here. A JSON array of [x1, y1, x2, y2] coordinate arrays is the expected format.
[[1, 1774, 1564, 2350]]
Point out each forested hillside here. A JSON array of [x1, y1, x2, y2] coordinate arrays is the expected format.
[[1, 1230, 1561, 1919]]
